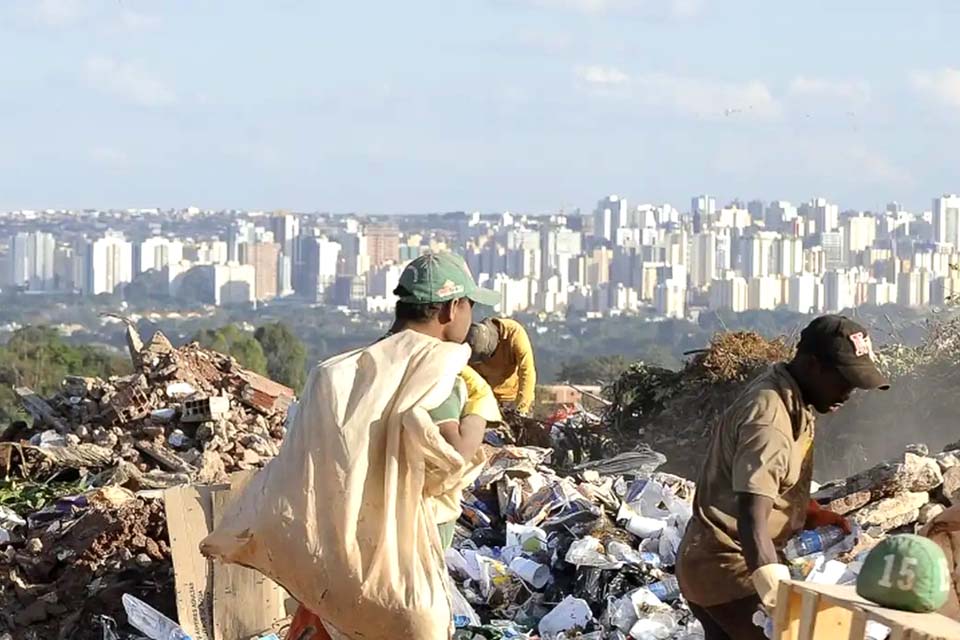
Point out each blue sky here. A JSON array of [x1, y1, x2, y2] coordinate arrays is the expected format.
[[1, 0, 958, 214]]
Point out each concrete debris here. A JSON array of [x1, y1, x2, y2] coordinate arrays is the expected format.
[[3, 328, 294, 486]]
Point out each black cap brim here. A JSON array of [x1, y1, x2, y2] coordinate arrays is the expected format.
[[836, 362, 890, 391]]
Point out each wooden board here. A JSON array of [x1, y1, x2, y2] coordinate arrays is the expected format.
[[165, 481, 224, 640], [211, 484, 288, 640], [165, 472, 290, 640], [773, 581, 960, 640]]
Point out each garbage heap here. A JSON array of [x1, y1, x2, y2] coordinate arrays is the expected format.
[[5, 326, 294, 490], [446, 443, 705, 640], [0, 327, 294, 640], [602, 332, 793, 475]]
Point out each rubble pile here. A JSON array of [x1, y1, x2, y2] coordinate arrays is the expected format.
[[0, 490, 173, 640], [814, 444, 960, 537], [5, 326, 294, 490]]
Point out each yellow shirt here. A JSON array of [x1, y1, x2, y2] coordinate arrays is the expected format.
[[471, 318, 537, 414]]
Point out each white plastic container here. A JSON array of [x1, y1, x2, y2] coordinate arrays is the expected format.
[[508, 557, 550, 589]]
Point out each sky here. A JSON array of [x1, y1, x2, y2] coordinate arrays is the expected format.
[[1, 0, 959, 214]]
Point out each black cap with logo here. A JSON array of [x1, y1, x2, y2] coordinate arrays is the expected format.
[[797, 315, 890, 390]]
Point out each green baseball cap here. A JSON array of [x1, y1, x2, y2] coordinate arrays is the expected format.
[[393, 252, 500, 307], [856, 534, 950, 613]]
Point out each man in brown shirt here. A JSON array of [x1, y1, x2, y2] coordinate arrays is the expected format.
[[676, 315, 889, 639]]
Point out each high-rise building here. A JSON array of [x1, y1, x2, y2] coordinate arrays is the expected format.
[[239, 241, 281, 301], [298, 236, 341, 303], [845, 214, 877, 254], [823, 270, 855, 312], [227, 220, 257, 262], [765, 201, 798, 229], [365, 224, 400, 267], [83, 232, 133, 295], [748, 276, 782, 310], [709, 275, 748, 312], [594, 195, 627, 243], [787, 274, 820, 314], [740, 230, 780, 278], [821, 231, 846, 271], [691, 195, 716, 233], [933, 195, 960, 248], [654, 282, 686, 319], [776, 236, 804, 277], [136, 237, 184, 274], [802, 197, 840, 234], [8, 231, 55, 290], [690, 232, 717, 289]]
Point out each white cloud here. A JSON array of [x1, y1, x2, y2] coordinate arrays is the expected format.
[[575, 65, 629, 87], [30, 0, 84, 26], [576, 67, 779, 119], [911, 68, 960, 108], [83, 56, 176, 108], [505, 0, 702, 18], [788, 76, 871, 105]]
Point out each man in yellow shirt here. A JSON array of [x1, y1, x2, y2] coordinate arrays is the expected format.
[[467, 317, 537, 416]]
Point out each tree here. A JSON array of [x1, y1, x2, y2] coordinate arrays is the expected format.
[[254, 322, 307, 390], [0, 325, 130, 424], [193, 325, 268, 375]]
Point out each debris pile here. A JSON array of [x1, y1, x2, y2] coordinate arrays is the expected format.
[[814, 444, 960, 537], [0, 326, 295, 639], [5, 326, 294, 491], [0, 489, 173, 640]]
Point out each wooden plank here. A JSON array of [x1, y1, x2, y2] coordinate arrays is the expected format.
[[847, 610, 867, 640], [211, 474, 289, 640], [773, 582, 795, 639], [798, 590, 819, 640], [787, 582, 960, 639]]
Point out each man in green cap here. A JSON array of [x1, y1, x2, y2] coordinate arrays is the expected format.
[[677, 315, 889, 639], [388, 251, 502, 547], [285, 252, 502, 640]]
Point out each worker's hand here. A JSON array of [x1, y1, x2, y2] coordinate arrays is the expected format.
[[805, 499, 851, 534], [751, 563, 791, 611]]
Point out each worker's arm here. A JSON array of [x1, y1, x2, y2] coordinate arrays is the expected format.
[[731, 411, 793, 609], [437, 414, 486, 461], [737, 493, 778, 572], [510, 324, 536, 415]]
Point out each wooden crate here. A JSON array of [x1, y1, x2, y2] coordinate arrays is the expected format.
[[772, 581, 960, 640]]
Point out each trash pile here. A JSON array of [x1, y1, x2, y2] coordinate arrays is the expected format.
[[0, 326, 295, 640], [446, 442, 705, 639], [4, 326, 294, 491]]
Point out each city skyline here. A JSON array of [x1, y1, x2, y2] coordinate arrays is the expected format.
[[4, 191, 960, 321], [1, 2, 960, 212]]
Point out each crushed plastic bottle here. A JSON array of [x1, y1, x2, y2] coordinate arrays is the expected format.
[[647, 576, 681, 603], [784, 526, 846, 561], [122, 594, 191, 640]]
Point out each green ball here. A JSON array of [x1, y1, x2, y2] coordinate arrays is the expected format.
[[856, 534, 951, 613]]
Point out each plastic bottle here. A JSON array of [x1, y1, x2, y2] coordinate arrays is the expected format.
[[122, 594, 191, 640], [783, 526, 846, 561], [647, 576, 681, 602]]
